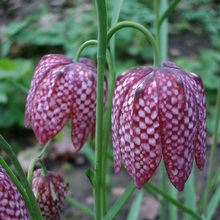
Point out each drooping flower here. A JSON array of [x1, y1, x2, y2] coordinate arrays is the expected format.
[[32, 169, 68, 220], [112, 61, 206, 191], [25, 54, 107, 150], [0, 166, 30, 219]]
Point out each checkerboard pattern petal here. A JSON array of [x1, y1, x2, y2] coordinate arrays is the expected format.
[[112, 61, 206, 190]]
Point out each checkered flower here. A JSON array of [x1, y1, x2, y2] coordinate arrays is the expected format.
[[25, 54, 107, 150], [112, 61, 206, 191], [32, 169, 68, 220], [0, 166, 30, 219]]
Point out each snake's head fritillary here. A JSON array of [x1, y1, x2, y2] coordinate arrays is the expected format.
[[112, 61, 206, 191], [32, 169, 68, 220], [25, 54, 107, 150], [0, 166, 30, 219]]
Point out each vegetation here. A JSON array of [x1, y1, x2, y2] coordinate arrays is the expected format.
[[0, 0, 220, 219]]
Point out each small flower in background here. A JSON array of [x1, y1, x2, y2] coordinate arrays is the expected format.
[[112, 61, 206, 191], [25, 54, 107, 150], [0, 166, 30, 219], [32, 169, 69, 220]]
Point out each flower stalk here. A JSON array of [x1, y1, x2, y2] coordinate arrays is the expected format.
[[94, 0, 108, 219]]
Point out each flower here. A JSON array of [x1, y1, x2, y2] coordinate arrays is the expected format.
[[32, 169, 68, 220], [25, 54, 107, 150], [0, 166, 30, 219], [112, 61, 206, 191]]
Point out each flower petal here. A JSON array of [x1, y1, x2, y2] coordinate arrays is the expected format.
[[0, 166, 29, 219], [131, 75, 162, 188], [120, 82, 139, 181], [70, 63, 97, 150], [25, 54, 73, 127], [193, 76, 206, 169], [183, 73, 206, 170], [112, 67, 153, 173], [31, 64, 74, 145], [157, 63, 198, 190]]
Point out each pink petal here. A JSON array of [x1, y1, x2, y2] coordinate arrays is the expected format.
[[112, 67, 153, 173], [157, 63, 197, 190], [130, 75, 162, 188], [120, 82, 139, 181], [70, 63, 97, 150], [187, 74, 206, 170], [25, 54, 73, 127], [31, 64, 73, 145], [0, 166, 30, 219]]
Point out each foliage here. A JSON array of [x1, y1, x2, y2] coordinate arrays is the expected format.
[[0, 0, 220, 220], [171, 0, 220, 49], [0, 58, 33, 128]]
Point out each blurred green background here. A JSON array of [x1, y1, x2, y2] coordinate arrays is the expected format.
[[0, 0, 219, 135]]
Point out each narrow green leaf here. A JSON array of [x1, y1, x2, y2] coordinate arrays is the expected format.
[[183, 168, 196, 220], [85, 169, 95, 186], [169, 184, 178, 220], [83, 142, 95, 166], [126, 190, 144, 220], [104, 181, 136, 220], [66, 196, 94, 217], [144, 183, 202, 220], [206, 184, 220, 220]]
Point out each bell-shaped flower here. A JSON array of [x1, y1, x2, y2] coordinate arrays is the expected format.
[[112, 61, 206, 191], [25, 54, 107, 150], [32, 169, 69, 220], [0, 166, 30, 219]]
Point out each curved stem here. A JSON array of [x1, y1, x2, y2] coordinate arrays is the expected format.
[[0, 135, 43, 220], [74, 40, 98, 62], [27, 158, 48, 186], [37, 140, 50, 158], [94, 0, 108, 219], [107, 21, 160, 67], [27, 141, 50, 185]]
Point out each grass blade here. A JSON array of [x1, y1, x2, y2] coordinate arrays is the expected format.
[[126, 190, 144, 220]]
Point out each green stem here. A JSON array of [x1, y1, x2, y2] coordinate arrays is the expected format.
[[94, 0, 108, 219], [107, 21, 160, 67], [154, 0, 160, 52], [100, 50, 117, 216], [27, 158, 48, 186], [37, 140, 50, 158], [203, 80, 220, 214], [0, 135, 43, 220], [74, 40, 98, 62], [159, 0, 181, 27], [154, 1, 169, 219], [27, 141, 50, 185], [0, 157, 33, 217], [109, 0, 124, 65], [159, 0, 168, 62]]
